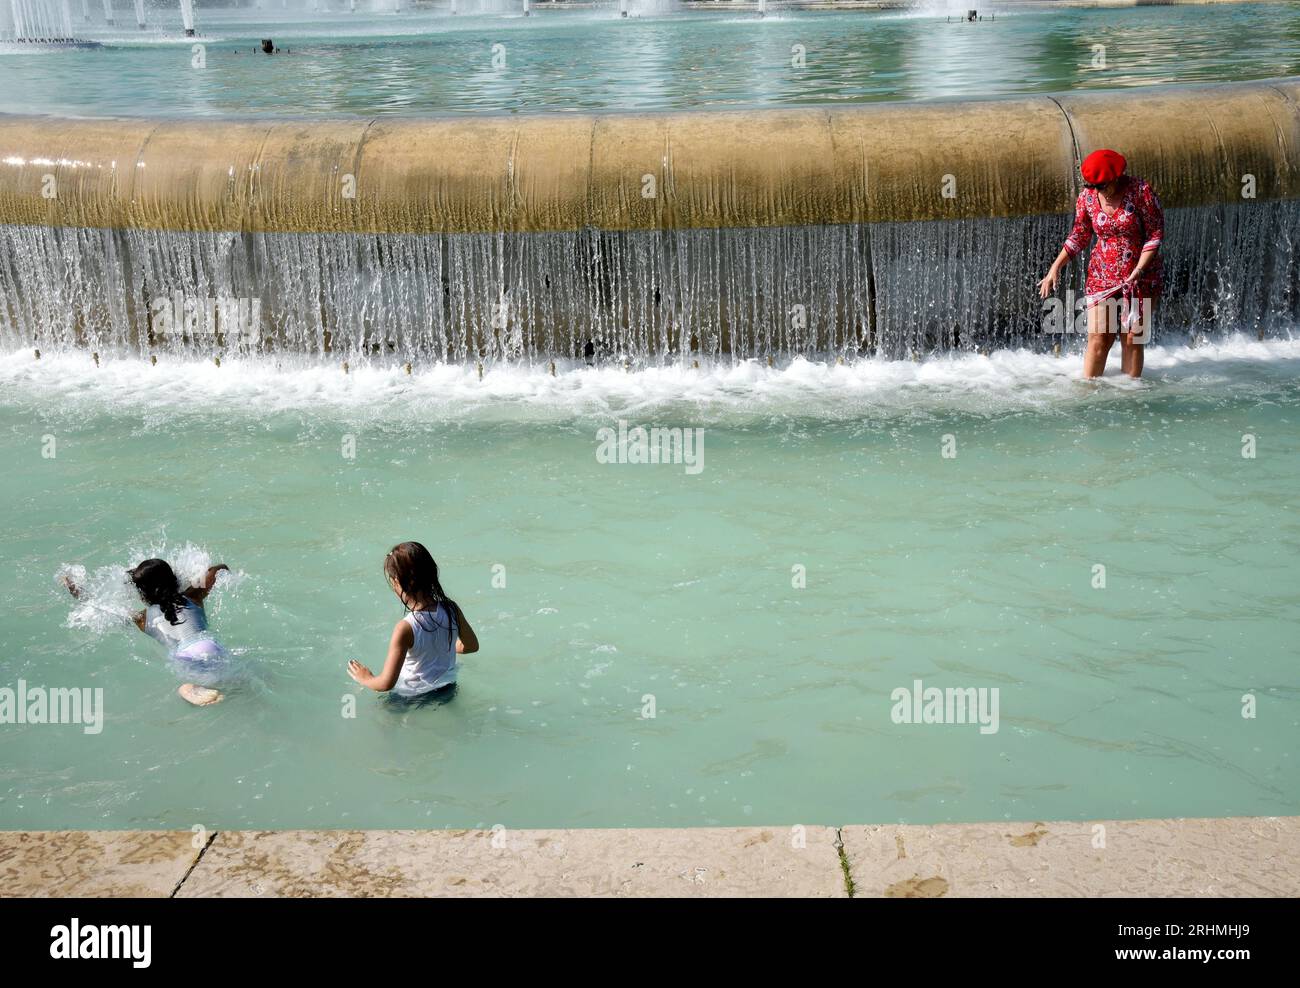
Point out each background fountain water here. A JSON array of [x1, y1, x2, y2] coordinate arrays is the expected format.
[[3, 6, 1298, 112], [623, 0, 679, 15], [0, 0, 166, 38], [1, 0, 74, 41]]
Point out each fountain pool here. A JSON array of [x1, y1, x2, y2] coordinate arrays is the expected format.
[[2, 339, 1299, 831]]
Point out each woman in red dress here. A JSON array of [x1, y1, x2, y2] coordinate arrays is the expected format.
[[1038, 149, 1164, 378]]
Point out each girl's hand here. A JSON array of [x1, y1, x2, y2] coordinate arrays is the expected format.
[[1038, 268, 1060, 299], [347, 660, 373, 685]]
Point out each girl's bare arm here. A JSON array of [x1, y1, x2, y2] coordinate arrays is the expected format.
[[185, 564, 230, 605], [62, 574, 145, 630], [347, 619, 414, 692], [453, 603, 479, 654]]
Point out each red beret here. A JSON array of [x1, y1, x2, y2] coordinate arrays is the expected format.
[[1081, 149, 1126, 185]]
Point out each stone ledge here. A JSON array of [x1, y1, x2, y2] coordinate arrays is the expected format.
[[3, 817, 1297, 897], [0, 830, 202, 898], [175, 826, 845, 898], [842, 817, 1300, 898]]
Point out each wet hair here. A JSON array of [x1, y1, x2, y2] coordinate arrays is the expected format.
[[127, 559, 189, 626], [383, 542, 457, 645]]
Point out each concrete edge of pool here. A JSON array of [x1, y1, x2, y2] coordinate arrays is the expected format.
[[1, 77, 1297, 234], [2, 816, 1297, 897]]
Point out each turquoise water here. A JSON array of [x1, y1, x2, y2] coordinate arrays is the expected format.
[[2, 5, 1299, 117], [1, 340, 1297, 831]]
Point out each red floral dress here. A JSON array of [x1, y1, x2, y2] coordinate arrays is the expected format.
[[1063, 175, 1164, 308]]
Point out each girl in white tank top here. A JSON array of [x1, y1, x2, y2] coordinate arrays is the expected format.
[[347, 541, 480, 698], [394, 604, 459, 697]]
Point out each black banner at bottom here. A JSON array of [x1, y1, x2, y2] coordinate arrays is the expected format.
[[0, 896, 1278, 974]]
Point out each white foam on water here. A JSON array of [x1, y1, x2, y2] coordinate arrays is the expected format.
[[5, 335, 1299, 427]]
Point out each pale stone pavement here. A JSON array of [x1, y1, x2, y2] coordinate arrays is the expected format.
[[2, 817, 1297, 897]]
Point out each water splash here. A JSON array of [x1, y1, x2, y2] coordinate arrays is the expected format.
[[7, 336, 1300, 430], [59, 541, 244, 635]]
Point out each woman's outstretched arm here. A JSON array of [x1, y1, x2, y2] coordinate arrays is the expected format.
[[1040, 194, 1092, 298]]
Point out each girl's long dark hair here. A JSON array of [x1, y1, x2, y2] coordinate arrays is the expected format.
[[384, 542, 457, 646], [128, 559, 189, 626]]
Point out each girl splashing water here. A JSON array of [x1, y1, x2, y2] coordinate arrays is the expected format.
[[63, 558, 234, 707], [347, 542, 479, 698]]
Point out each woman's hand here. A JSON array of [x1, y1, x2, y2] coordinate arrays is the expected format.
[[1038, 267, 1060, 299], [347, 660, 374, 685]]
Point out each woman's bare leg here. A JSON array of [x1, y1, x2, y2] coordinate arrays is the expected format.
[[1119, 298, 1153, 378], [1119, 335, 1144, 377], [1084, 303, 1116, 378]]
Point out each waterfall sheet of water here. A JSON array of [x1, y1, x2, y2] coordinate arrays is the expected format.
[[2, 202, 1297, 364], [3, 0, 77, 40]]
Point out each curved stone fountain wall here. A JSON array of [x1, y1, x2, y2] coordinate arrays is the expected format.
[[2, 80, 1297, 231]]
